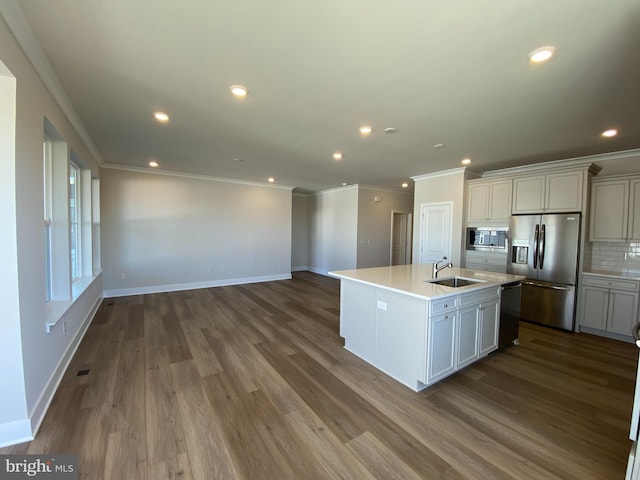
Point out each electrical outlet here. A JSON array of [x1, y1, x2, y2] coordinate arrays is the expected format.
[[220, 266, 225, 273], [377, 301, 387, 311], [120, 273, 127, 280], [62, 321, 67, 334]]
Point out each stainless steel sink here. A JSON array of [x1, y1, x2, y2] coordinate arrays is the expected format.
[[427, 276, 485, 287]]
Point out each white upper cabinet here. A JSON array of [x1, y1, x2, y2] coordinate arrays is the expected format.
[[589, 176, 640, 242], [466, 179, 512, 224], [512, 170, 584, 214]]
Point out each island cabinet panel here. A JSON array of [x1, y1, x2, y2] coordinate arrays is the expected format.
[[375, 289, 427, 385], [456, 307, 480, 369], [478, 299, 500, 355], [340, 281, 377, 361], [426, 312, 457, 383]]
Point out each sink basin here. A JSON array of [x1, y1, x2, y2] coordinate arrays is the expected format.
[[427, 276, 485, 287]]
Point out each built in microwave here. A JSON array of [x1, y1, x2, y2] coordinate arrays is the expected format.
[[466, 227, 508, 250]]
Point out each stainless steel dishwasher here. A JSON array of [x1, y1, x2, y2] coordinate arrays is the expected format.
[[499, 281, 521, 348]]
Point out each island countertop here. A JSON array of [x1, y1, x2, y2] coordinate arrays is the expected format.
[[329, 264, 525, 301]]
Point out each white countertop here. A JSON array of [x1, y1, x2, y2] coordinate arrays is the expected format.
[[582, 269, 640, 280], [329, 264, 525, 300]]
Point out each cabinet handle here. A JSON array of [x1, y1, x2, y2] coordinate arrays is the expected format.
[[444, 304, 448, 308], [444, 315, 448, 319]]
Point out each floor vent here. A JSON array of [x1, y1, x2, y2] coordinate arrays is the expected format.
[[77, 369, 90, 376]]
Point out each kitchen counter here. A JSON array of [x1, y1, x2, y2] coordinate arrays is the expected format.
[[329, 264, 525, 391], [582, 269, 640, 280], [329, 264, 525, 300]]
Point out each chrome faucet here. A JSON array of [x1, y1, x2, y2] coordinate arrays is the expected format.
[[433, 257, 453, 278]]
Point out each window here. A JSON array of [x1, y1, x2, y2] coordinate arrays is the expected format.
[[69, 162, 80, 281], [43, 136, 53, 302]]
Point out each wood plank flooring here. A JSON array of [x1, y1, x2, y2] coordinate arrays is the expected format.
[[3, 271, 638, 479]]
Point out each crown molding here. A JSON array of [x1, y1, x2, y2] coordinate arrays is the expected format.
[[411, 167, 467, 182], [101, 163, 295, 191], [0, 1, 103, 165], [480, 149, 640, 178]]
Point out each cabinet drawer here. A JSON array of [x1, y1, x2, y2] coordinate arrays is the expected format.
[[582, 275, 639, 292], [466, 262, 507, 274], [466, 253, 508, 267], [429, 295, 457, 316], [458, 287, 501, 307]]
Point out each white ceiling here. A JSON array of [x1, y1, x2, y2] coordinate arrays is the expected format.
[[12, 0, 640, 192]]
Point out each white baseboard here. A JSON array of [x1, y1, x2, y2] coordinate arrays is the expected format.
[[104, 273, 292, 298], [291, 265, 308, 272], [29, 293, 103, 439], [307, 266, 330, 276], [0, 419, 33, 448]]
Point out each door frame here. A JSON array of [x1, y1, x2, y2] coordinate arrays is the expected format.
[[389, 210, 413, 265]]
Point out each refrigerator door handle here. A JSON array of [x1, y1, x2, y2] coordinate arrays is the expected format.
[[539, 224, 546, 269], [533, 224, 539, 269], [522, 280, 572, 291]]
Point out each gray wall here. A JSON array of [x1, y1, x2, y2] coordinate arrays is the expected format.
[[308, 186, 358, 274], [0, 17, 102, 446], [356, 186, 414, 268], [101, 167, 293, 295], [291, 194, 310, 270]]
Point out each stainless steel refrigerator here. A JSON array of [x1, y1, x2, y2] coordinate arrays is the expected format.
[[507, 213, 581, 331]]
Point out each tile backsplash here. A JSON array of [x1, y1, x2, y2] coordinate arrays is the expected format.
[[584, 241, 640, 275]]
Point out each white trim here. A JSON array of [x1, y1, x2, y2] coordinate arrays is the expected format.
[[411, 168, 467, 182], [0, 419, 32, 448], [307, 266, 331, 276], [313, 184, 359, 196], [30, 294, 102, 439], [291, 265, 309, 272], [101, 163, 295, 191], [480, 149, 640, 178], [104, 273, 292, 298], [0, 1, 103, 165], [356, 184, 414, 195]]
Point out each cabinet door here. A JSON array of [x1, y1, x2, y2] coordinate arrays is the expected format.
[[608, 289, 639, 336], [630, 180, 640, 241], [545, 171, 583, 212], [478, 300, 499, 356], [467, 182, 489, 223], [589, 180, 629, 241], [456, 307, 479, 369], [512, 176, 545, 214], [579, 285, 609, 330], [488, 180, 512, 221], [426, 312, 456, 384]]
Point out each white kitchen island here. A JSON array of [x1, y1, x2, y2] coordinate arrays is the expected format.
[[329, 264, 525, 392]]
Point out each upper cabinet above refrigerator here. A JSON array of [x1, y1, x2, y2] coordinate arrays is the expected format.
[[512, 170, 584, 214]]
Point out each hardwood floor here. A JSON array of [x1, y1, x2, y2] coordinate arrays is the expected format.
[[3, 271, 638, 479]]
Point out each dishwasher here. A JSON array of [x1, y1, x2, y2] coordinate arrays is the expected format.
[[499, 281, 521, 348]]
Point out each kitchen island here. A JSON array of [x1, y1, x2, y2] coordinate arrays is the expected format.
[[329, 264, 525, 391]]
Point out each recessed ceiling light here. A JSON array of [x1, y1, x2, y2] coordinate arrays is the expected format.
[[384, 127, 397, 134], [149, 161, 159, 167], [461, 158, 471, 165], [342, 182, 348, 186], [230, 85, 248, 97], [433, 143, 445, 149], [528, 46, 555, 63], [402, 182, 409, 188], [601, 128, 618, 138], [232, 157, 243, 162], [333, 152, 343, 160], [268, 177, 275, 183], [153, 112, 169, 123], [359, 125, 373, 135]]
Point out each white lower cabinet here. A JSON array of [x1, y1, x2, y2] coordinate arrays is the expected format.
[[339, 280, 503, 391], [426, 311, 457, 383], [578, 275, 639, 340]]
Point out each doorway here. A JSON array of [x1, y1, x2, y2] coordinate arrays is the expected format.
[[418, 202, 452, 264], [390, 211, 412, 265]]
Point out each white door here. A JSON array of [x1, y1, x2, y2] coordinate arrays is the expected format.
[[419, 203, 452, 264]]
